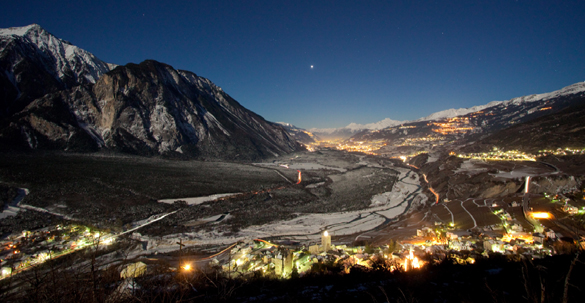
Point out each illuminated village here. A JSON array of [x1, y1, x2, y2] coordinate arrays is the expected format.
[[456, 147, 537, 162], [181, 186, 585, 280], [1, 225, 116, 279], [4, 182, 584, 282]]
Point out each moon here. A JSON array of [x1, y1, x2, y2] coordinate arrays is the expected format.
[[310, 65, 314, 69]]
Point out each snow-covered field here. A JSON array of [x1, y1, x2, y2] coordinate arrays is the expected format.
[[492, 169, 542, 179], [0, 205, 19, 219], [454, 160, 488, 175], [158, 193, 240, 205], [254, 162, 347, 172], [132, 165, 425, 254]]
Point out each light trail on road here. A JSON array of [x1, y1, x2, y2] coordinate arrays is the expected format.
[[254, 239, 279, 247], [199, 242, 239, 261], [422, 174, 439, 204]]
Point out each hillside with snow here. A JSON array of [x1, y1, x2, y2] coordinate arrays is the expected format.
[[351, 81, 585, 145], [0, 24, 112, 116], [415, 82, 585, 122], [415, 101, 503, 122]]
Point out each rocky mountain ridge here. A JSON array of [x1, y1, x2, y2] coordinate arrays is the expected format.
[[0, 24, 301, 159]]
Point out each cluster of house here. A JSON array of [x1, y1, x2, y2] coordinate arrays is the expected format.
[[545, 192, 585, 215], [0, 225, 114, 279], [204, 230, 428, 279], [215, 232, 338, 278], [407, 221, 574, 262]]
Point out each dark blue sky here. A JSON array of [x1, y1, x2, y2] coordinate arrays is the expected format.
[[2, 1, 584, 128]]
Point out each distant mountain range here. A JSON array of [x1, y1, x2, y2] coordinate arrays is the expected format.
[[0, 24, 301, 159], [298, 82, 585, 143], [302, 83, 585, 141], [352, 82, 585, 148], [465, 100, 585, 153], [306, 118, 405, 140]]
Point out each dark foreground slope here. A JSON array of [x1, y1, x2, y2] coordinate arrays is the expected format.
[[1, 250, 583, 303]]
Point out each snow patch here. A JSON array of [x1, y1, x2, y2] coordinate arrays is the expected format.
[[158, 193, 241, 205]]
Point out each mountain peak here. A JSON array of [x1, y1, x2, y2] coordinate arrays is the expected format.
[[0, 23, 112, 116], [0, 23, 46, 37], [345, 118, 405, 130]]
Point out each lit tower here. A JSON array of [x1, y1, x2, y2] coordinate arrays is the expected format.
[[321, 231, 331, 252]]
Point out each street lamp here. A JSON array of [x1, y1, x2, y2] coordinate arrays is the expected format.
[[181, 263, 192, 271]]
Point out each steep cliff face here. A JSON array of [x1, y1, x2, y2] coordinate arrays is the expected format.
[[88, 60, 300, 159]]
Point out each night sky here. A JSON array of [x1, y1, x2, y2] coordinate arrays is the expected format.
[[2, 1, 584, 128]]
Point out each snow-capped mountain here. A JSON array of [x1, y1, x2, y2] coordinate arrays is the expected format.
[[352, 81, 585, 144], [415, 101, 503, 122], [309, 118, 405, 139], [415, 82, 585, 122], [345, 118, 406, 130], [311, 83, 585, 139], [0, 24, 301, 159], [0, 24, 111, 117]]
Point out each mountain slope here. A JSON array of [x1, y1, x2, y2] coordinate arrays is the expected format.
[[0, 24, 111, 117], [276, 122, 318, 144], [0, 25, 301, 159], [468, 102, 585, 153]]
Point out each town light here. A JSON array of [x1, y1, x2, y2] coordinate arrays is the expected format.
[[1, 267, 11, 277], [182, 263, 192, 271], [531, 212, 551, 219], [100, 237, 114, 245]]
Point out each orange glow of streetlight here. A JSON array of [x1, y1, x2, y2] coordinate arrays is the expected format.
[[181, 263, 192, 271], [531, 212, 551, 219]]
